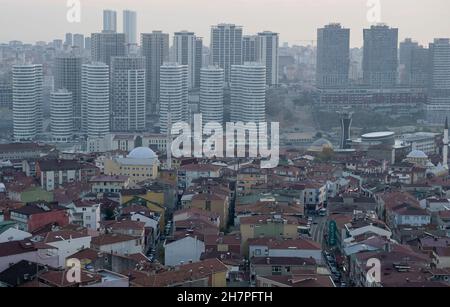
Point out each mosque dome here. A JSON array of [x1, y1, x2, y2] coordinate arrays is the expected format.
[[407, 150, 428, 159], [127, 147, 157, 159], [308, 138, 334, 152]]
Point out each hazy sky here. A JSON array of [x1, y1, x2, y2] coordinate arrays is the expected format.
[[2, 0, 450, 47]]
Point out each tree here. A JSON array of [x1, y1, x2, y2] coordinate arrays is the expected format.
[[318, 147, 334, 162]]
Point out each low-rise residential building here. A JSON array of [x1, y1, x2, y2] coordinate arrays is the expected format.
[[9, 202, 69, 232], [433, 247, 450, 269], [121, 181, 178, 212], [173, 208, 221, 229], [342, 217, 392, 248], [5, 177, 53, 203], [128, 258, 228, 287], [240, 215, 301, 252], [349, 243, 433, 287], [248, 237, 322, 264], [237, 165, 268, 196], [0, 143, 56, 168], [424, 198, 450, 212], [375, 191, 420, 222], [164, 234, 206, 266], [69, 248, 153, 273], [121, 196, 166, 231], [91, 233, 143, 255], [437, 211, 450, 237], [178, 163, 223, 189], [0, 221, 32, 243], [190, 193, 229, 229], [251, 257, 317, 279], [36, 159, 99, 191], [127, 209, 161, 243], [101, 220, 147, 250], [387, 202, 431, 228], [36, 269, 129, 287], [300, 181, 328, 213], [204, 234, 242, 254], [0, 239, 59, 272], [65, 199, 101, 231], [90, 175, 131, 194], [256, 272, 335, 287], [41, 230, 92, 267]]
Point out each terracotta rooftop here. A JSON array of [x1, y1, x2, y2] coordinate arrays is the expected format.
[[101, 220, 146, 231], [130, 258, 228, 287], [179, 163, 222, 172], [251, 257, 317, 266], [258, 274, 334, 287], [240, 214, 303, 225], [91, 233, 138, 246], [39, 270, 102, 287], [204, 234, 241, 246], [174, 207, 220, 220], [44, 230, 90, 243], [248, 237, 321, 250], [192, 193, 227, 202], [236, 202, 304, 215]]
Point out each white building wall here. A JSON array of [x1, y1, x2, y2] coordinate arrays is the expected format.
[[47, 236, 91, 267], [97, 239, 142, 255], [0, 250, 59, 273], [0, 228, 32, 243], [164, 236, 205, 266]]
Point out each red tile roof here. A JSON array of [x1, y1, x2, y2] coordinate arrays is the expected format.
[[44, 230, 90, 243], [240, 214, 303, 225], [248, 237, 321, 250], [39, 270, 101, 287], [91, 234, 137, 246], [258, 274, 334, 287], [130, 258, 228, 287]]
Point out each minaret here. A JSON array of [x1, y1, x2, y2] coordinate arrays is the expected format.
[[444, 117, 448, 168]]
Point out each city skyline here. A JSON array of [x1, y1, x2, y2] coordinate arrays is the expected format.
[[2, 0, 450, 47]]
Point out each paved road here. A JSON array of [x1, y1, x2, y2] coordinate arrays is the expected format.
[[310, 216, 327, 245]]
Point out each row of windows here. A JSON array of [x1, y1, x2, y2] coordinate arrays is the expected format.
[[120, 167, 150, 171]]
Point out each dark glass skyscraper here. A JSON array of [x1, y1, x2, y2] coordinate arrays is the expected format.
[[91, 32, 126, 66], [210, 24, 243, 84], [363, 24, 398, 88], [54, 55, 82, 131], [141, 31, 170, 115], [399, 38, 429, 87], [316, 23, 350, 88], [110, 56, 146, 132]]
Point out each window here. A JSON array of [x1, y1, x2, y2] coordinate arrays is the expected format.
[[272, 266, 282, 275], [255, 249, 261, 256]]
